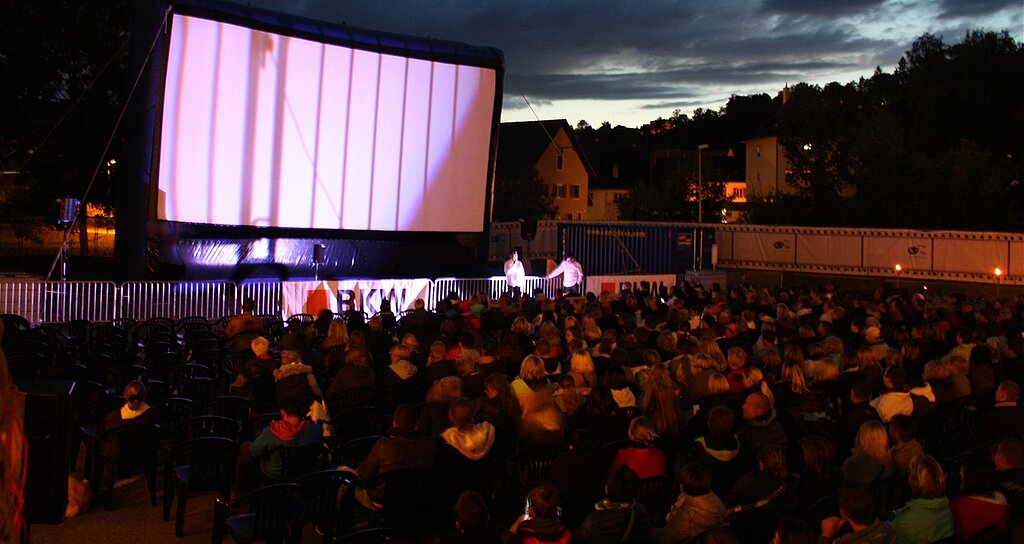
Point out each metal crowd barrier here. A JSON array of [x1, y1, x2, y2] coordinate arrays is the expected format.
[[0, 276, 564, 324]]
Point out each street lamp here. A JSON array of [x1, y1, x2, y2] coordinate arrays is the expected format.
[[894, 263, 902, 291], [995, 267, 1003, 298], [696, 144, 709, 269]]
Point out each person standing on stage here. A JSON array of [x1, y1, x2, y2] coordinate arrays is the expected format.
[[504, 250, 526, 298], [547, 254, 584, 294]]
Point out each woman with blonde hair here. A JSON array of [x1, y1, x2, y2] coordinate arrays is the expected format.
[[890, 454, 955, 542], [684, 353, 719, 403], [568, 349, 597, 393], [695, 338, 727, 372], [581, 314, 603, 344], [511, 355, 551, 398], [841, 420, 894, 485], [321, 318, 349, 350]]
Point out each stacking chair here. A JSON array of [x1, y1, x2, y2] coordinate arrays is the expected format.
[[637, 475, 673, 521], [292, 469, 357, 543], [212, 483, 301, 544], [152, 397, 195, 443], [90, 423, 162, 510], [333, 435, 383, 467], [185, 415, 239, 442], [163, 436, 239, 536]]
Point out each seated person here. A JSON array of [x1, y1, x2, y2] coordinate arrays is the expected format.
[[101, 380, 160, 464], [869, 365, 913, 423], [818, 482, 895, 543], [224, 298, 263, 338], [502, 484, 572, 544], [653, 463, 727, 544], [355, 404, 436, 510], [434, 490, 499, 544], [574, 466, 653, 543], [889, 454, 955, 543], [233, 395, 322, 496], [104, 380, 159, 431], [950, 454, 1009, 541], [609, 417, 667, 480]]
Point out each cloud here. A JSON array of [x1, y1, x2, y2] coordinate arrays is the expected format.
[[761, 0, 887, 16], [936, 0, 1021, 18], [234, 0, 1020, 125]]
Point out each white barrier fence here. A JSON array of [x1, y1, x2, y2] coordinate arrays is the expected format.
[[0, 277, 562, 324]]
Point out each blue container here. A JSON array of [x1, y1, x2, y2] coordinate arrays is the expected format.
[[558, 223, 679, 275]]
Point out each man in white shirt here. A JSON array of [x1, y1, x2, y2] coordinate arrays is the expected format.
[[546, 254, 583, 294], [504, 250, 526, 298]]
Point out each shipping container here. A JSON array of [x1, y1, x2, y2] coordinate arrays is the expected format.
[[558, 223, 680, 275]]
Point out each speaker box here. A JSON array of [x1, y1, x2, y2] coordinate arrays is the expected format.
[[520, 218, 538, 241], [312, 243, 326, 264], [17, 380, 76, 524]]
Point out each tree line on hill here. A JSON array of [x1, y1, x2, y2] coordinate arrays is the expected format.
[[566, 30, 1022, 231]]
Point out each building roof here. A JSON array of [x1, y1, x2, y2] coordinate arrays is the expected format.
[[497, 120, 595, 178]]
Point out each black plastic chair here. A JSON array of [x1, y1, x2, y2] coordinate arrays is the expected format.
[[378, 467, 441, 537], [91, 423, 162, 510], [334, 406, 383, 442], [333, 435, 384, 467], [267, 442, 327, 483], [185, 415, 239, 441], [511, 445, 564, 491], [637, 475, 673, 522], [336, 527, 399, 544], [206, 395, 252, 436], [213, 482, 300, 544], [293, 469, 357, 543], [163, 436, 238, 537], [152, 397, 195, 442]]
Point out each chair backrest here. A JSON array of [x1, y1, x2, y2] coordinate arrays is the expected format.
[[336, 527, 398, 544], [294, 469, 356, 537], [206, 395, 251, 422], [102, 423, 162, 465], [334, 406, 382, 441], [169, 436, 238, 490], [272, 442, 326, 482], [637, 475, 673, 521], [222, 483, 301, 543], [185, 415, 238, 441], [153, 397, 195, 441], [334, 388, 377, 412], [512, 446, 564, 489], [335, 435, 384, 467]]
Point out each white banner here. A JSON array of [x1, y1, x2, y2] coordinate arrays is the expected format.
[[585, 275, 677, 296], [281, 279, 432, 318]]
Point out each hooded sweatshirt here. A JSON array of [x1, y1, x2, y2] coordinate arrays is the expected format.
[[890, 496, 954, 544], [442, 421, 496, 460]]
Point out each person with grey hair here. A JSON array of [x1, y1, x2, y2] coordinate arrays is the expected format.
[[456, 349, 485, 399], [609, 416, 668, 480]]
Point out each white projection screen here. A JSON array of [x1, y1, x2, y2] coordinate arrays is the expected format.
[[157, 13, 497, 232]]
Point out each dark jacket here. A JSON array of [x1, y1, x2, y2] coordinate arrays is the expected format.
[[574, 500, 651, 544]]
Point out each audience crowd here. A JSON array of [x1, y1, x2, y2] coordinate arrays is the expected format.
[[4, 280, 1024, 543]]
